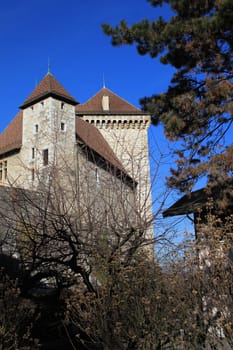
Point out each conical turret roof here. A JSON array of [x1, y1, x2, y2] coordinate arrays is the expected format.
[[20, 72, 78, 109]]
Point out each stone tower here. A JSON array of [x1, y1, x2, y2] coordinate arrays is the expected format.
[[19, 72, 78, 188], [76, 87, 152, 230]]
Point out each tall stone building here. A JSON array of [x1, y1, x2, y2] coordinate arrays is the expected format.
[[76, 87, 151, 219], [0, 72, 152, 228]]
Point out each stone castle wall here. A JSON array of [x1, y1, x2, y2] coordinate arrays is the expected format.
[[82, 114, 153, 236], [0, 153, 22, 187]]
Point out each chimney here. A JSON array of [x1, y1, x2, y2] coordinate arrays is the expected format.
[[102, 95, 109, 111]]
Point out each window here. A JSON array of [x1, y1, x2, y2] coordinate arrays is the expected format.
[[32, 147, 35, 159], [61, 102, 64, 109], [0, 161, 8, 180], [35, 124, 39, 133], [31, 168, 35, 181], [60, 122, 65, 131], [95, 168, 100, 185], [4, 161, 7, 179], [43, 149, 48, 166]]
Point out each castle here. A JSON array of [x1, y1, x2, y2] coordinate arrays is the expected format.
[[0, 71, 152, 227]]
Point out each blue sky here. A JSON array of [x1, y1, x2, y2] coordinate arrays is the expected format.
[[0, 0, 173, 131], [1, 0, 191, 234]]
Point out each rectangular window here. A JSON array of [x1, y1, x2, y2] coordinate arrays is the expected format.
[[4, 161, 7, 179], [43, 149, 48, 166], [35, 124, 39, 133], [61, 122, 65, 131], [0, 162, 2, 181], [95, 168, 100, 185], [32, 147, 35, 159]]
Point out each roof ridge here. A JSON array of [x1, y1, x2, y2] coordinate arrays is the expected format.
[[76, 87, 142, 114], [102, 87, 141, 111]]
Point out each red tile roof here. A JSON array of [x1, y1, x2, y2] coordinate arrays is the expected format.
[[0, 111, 133, 184], [0, 111, 23, 155], [20, 73, 78, 108], [75, 87, 143, 114]]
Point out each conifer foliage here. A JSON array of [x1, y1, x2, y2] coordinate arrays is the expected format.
[[103, 0, 233, 192]]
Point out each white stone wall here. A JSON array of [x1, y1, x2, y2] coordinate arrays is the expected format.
[[75, 147, 138, 232], [82, 114, 153, 239], [0, 153, 22, 186]]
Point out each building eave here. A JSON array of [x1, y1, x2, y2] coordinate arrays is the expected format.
[[20, 92, 78, 109], [0, 147, 21, 160], [163, 179, 233, 217], [76, 111, 150, 116]]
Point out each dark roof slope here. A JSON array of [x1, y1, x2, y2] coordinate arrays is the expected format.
[[20, 73, 78, 108], [163, 180, 233, 217], [75, 87, 143, 115], [163, 189, 207, 217], [0, 111, 23, 156]]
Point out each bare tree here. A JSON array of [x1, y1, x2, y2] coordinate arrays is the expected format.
[[0, 141, 169, 348]]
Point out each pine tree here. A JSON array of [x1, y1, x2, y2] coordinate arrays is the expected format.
[[102, 0, 233, 193]]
